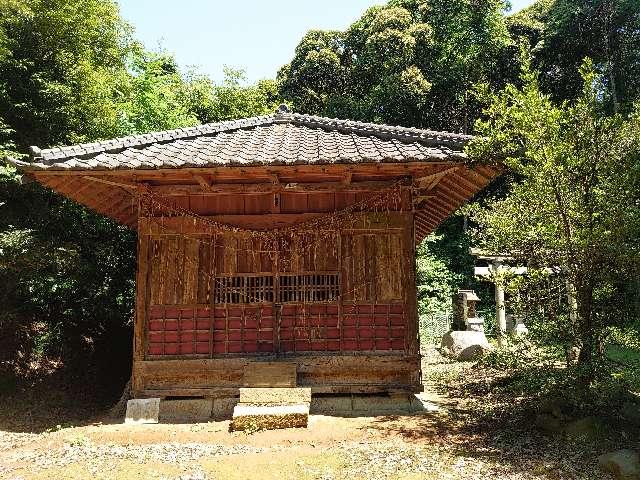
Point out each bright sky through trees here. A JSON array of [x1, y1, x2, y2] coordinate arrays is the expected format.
[[118, 0, 535, 84]]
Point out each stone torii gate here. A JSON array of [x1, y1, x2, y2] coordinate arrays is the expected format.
[[472, 249, 575, 342], [471, 249, 527, 339]]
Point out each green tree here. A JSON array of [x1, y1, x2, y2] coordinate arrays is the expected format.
[[0, 0, 138, 381], [278, 0, 514, 132], [0, 165, 136, 378], [181, 67, 280, 124], [509, 0, 640, 111], [416, 233, 465, 315], [0, 0, 131, 150], [113, 48, 200, 135], [468, 59, 640, 381]]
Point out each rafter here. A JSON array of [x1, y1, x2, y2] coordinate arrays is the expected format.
[[191, 174, 212, 191], [415, 166, 459, 191], [82, 175, 143, 192]]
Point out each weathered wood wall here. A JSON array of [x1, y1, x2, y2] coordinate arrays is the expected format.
[[133, 355, 422, 398], [132, 191, 421, 396], [141, 219, 410, 356]]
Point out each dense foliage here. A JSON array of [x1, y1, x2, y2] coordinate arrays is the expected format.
[[278, 0, 514, 132], [508, 0, 640, 113], [468, 59, 640, 380]]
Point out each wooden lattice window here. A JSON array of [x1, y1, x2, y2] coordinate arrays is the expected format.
[[213, 275, 274, 304], [212, 272, 340, 304], [278, 273, 340, 303]]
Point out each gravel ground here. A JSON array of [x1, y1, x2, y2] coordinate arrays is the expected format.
[[0, 350, 633, 480], [3, 442, 268, 475]]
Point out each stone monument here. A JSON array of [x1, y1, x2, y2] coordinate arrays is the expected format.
[[442, 289, 491, 360]]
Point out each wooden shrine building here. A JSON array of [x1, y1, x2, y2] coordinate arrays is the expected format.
[[9, 106, 498, 399]]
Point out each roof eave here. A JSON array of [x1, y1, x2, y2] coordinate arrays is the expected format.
[[10, 154, 470, 174]]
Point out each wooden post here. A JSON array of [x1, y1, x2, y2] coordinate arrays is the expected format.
[[404, 211, 419, 355], [132, 208, 150, 397]]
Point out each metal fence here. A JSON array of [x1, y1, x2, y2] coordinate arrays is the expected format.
[[419, 309, 497, 347], [419, 311, 452, 346]]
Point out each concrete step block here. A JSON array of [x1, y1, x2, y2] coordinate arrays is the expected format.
[[231, 403, 309, 431], [239, 387, 311, 405]]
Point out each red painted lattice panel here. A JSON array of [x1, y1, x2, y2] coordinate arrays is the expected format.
[[147, 305, 275, 356], [146, 303, 406, 357]]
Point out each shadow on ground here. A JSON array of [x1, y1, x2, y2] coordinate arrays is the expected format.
[[0, 367, 125, 433]]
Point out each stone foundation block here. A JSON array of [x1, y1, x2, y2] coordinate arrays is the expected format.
[[310, 395, 353, 415], [159, 399, 212, 422], [352, 394, 412, 414], [125, 398, 160, 424], [212, 397, 239, 419]]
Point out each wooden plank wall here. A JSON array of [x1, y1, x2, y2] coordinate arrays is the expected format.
[[159, 191, 410, 216], [140, 212, 415, 359], [133, 354, 422, 397], [145, 230, 407, 305]]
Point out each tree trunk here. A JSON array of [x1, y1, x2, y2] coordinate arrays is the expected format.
[[604, 0, 620, 113], [576, 284, 596, 385]]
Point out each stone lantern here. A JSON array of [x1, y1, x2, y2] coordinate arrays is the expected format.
[[442, 289, 490, 360], [452, 289, 484, 332]]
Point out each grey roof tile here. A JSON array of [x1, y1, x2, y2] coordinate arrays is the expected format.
[[13, 111, 473, 172]]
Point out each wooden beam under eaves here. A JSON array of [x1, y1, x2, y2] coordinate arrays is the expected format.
[[191, 174, 212, 191], [82, 175, 140, 190], [413, 194, 436, 204], [415, 166, 459, 192], [147, 180, 400, 195]]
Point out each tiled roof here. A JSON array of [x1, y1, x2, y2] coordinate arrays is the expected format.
[[9, 108, 472, 172]]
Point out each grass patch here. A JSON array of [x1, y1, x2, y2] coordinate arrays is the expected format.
[[606, 344, 640, 365]]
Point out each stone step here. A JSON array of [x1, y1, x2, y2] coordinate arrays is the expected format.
[[239, 387, 311, 405], [231, 403, 309, 431]]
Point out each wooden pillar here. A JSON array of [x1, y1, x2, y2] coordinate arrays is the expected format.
[[132, 217, 150, 397], [404, 203, 419, 356]]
